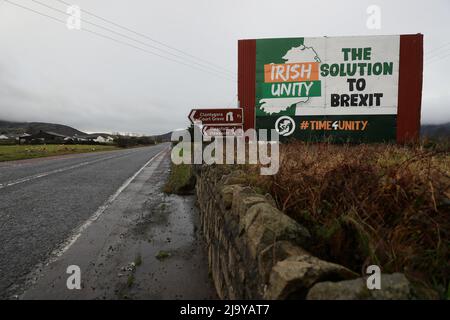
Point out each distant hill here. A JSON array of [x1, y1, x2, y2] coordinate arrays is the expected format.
[[0, 120, 87, 136], [0, 120, 172, 141], [421, 122, 450, 138], [155, 132, 172, 142]]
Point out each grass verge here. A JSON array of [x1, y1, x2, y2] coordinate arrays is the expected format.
[[0, 144, 118, 162], [163, 163, 195, 194]]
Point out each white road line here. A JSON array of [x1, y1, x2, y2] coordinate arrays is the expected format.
[[47, 147, 169, 263], [0, 150, 139, 190]]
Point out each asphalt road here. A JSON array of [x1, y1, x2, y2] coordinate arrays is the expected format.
[[22, 149, 216, 300], [0, 143, 169, 298]]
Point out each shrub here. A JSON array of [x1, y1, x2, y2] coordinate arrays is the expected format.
[[239, 141, 449, 298]]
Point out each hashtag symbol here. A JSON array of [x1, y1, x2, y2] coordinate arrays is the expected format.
[[300, 121, 309, 130]]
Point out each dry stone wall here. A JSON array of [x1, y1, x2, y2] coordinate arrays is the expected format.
[[195, 166, 413, 300]]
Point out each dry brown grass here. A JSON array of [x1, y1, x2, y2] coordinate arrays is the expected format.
[[237, 141, 449, 298]]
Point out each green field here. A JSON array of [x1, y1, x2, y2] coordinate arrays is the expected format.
[[0, 144, 119, 162]]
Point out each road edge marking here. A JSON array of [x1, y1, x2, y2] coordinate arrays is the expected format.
[[0, 150, 140, 190], [48, 146, 169, 263]]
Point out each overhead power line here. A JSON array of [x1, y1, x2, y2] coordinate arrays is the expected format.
[[424, 41, 450, 65], [425, 48, 450, 64], [52, 0, 235, 76], [426, 51, 450, 65], [426, 48, 450, 61], [4, 0, 236, 82], [31, 0, 236, 79], [425, 41, 450, 58]]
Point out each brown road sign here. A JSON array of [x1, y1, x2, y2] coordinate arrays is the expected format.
[[202, 125, 244, 136], [188, 108, 243, 125]]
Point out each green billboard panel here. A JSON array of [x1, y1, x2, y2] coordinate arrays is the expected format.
[[255, 36, 400, 142]]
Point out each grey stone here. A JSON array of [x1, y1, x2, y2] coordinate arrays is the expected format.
[[221, 170, 248, 186], [264, 255, 358, 300], [306, 273, 412, 300], [264, 193, 277, 207], [258, 241, 308, 283], [219, 184, 244, 210], [241, 203, 311, 259], [232, 191, 268, 218]]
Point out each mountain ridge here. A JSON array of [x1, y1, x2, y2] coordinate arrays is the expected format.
[[0, 120, 172, 141], [0, 120, 87, 136]]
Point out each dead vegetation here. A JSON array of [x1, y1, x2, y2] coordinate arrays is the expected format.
[[227, 141, 449, 298]]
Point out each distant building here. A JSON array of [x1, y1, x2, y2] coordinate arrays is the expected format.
[[19, 131, 68, 144], [93, 135, 114, 143], [0, 133, 28, 143], [14, 131, 116, 145], [93, 136, 106, 143]]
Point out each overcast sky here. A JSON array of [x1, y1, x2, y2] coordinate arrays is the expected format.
[[0, 0, 449, 134]]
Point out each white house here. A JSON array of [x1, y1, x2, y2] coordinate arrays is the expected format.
[[93, 136, 106, 143], [93, 136, 114, 143]]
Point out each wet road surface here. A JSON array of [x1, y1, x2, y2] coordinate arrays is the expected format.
[[0, 143, 215, 299]]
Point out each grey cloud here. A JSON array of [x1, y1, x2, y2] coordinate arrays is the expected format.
[[0, 0, 448, 134]]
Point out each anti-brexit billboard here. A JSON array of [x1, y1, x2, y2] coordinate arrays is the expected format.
[[238, 35, 423, 143]]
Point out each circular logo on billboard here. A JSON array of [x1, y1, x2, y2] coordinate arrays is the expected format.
[[275, 116, 295, 136]]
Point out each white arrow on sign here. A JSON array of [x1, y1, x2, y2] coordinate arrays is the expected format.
[[188, 109, 197, 123], [188, 108, 243, 125]]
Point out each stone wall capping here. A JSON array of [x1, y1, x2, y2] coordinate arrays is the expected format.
[[306, 273, 412, 300], [195, 167, 412, 300]]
